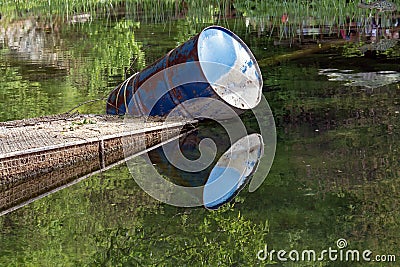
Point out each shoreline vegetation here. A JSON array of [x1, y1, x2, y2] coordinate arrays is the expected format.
[[1, 0, 399, 61], [1, 1, 399, 34]]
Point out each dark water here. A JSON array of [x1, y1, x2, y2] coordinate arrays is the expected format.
[[0, 16, 399, 266]]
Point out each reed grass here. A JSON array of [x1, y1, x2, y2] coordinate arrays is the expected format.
[[0, 0, 399, 38], [236, 0, 399, 39]]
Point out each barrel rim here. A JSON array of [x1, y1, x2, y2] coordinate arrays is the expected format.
[[197, 25, 263, 110]]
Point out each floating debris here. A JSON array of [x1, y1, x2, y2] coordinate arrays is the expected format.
[[318, 69, 400, 88], [69, 13, 91, 24], [357, 0, 397, 12], [359, 39, 399, 53]]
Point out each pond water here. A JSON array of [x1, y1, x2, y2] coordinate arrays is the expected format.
[[0, 15, 399, 266]]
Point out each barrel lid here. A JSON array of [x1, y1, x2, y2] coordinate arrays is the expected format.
[[197, 26, 262, 110]]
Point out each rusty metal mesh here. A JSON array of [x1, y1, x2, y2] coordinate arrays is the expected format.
[[0, 113, 193, 214], [0, 113, 169, 155]]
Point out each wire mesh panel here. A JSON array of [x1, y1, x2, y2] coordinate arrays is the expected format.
[[0, 114, 195, 215]]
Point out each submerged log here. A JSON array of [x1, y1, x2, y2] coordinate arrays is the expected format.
[[258, 40, 347, 67]]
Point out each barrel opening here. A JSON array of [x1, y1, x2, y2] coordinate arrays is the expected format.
[[197, 26, 263, 110]]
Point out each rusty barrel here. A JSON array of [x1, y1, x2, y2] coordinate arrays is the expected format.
[[106, 26, 262, 119]]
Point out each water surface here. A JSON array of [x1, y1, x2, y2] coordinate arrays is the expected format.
[[0, 15, 399, 266]]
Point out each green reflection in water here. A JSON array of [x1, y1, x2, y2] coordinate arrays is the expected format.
[[0, 164, 270, 266], [0, 18, 145, 121]]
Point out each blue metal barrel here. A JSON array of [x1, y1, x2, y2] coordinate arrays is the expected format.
[[106, 26, 262, 119]]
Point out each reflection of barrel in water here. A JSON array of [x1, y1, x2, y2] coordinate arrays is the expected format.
[[147, 123, 231, 187], [147, 125, 264, 209]]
